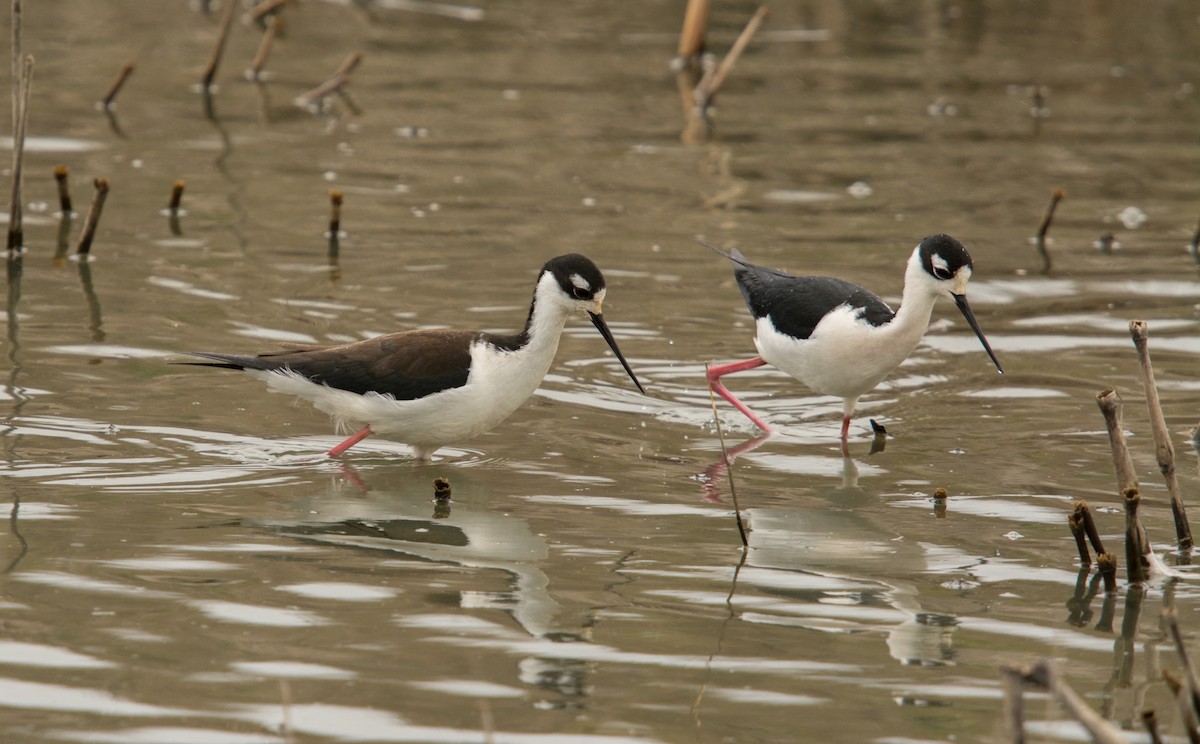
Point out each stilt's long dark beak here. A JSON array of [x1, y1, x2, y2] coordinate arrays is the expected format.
[[588, 311, 647, 394], [952, 293, 1003, 374]]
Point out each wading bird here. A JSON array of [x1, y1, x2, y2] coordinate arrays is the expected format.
[[704, 234, 1002, 451], [184, 254, 645, 461]]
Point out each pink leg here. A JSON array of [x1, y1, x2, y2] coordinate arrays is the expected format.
[[327, 425, 373, 457], [706, 357, 773, 433]]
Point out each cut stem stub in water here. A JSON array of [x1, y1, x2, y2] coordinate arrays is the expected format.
[[1033, 188, 1064, 273], [75, 178, 110, 257]]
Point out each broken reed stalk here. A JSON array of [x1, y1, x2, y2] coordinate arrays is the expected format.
[[1034, 188, 1065, 273], [1130, 319, 1193, 550], [99, 60, 135, 109], [432, 476, 451, 500], [168, 180, 186, 212], [1068, 512, 1090, 566], [1003, 659, 1126, 744], [676, 0, 710, 60], [694, 5, 768, 108], [1096, 552, 1118, 593], [75, 178, 110, 256], [1074, 500, 1106, 555], [1096, 388, 1138, 495], [247, 15, 281, 81], [328, 189, 343, 236], [1123, 488, 1151, 584], [201, 0, 238, 90], [54, 165, 72, 214], [706, 364, 749, 549], [6, 54, 33, 253]]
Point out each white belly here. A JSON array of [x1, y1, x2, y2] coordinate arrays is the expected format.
[[754, 306, 922, 399]]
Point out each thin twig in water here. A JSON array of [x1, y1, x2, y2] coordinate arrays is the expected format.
[[99, 60, 135, 109], [694, 5, 768, 109], [1003, 659, 1126, 744], [706, 364, 748, 548], [75, 178, 110, 257], [168, 180, 186, 212], [295, 53, 362, 110], [249, 0, 289, 24], [7, 54, 33, 253], [1130, 319, 1193, 551], [247, 15, 281, 81], [201, 0, 238, 90], [1097, 552, 1118, 594], [676, 0, 710, 60], [1141, 709, 1164, 744], [1033, 188, 1064, 273]]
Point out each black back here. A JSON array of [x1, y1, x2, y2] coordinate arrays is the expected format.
[[712, 244, 896, 340]]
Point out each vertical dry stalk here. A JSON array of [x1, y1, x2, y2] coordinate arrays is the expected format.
[[1000, 667, 1026, 744], [75, 178, 110, 256], [1190, 213, 1200, 264], [1096, 388, 1138, 495], [202, 0, 238, 89], [6, 54, 33, 252], [1130, 319, 1193, 550], [1123, 488, 1150, 583], [1163, 668, 1200, 744], [99, 61, 135, 109], [54, 165, 72, 214]]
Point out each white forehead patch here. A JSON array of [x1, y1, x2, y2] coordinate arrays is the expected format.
[[569, 273, 591, 291]]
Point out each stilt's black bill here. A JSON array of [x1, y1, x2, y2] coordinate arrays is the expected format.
[[588, 311, 646, 394], [952, 293, 1003, 374]]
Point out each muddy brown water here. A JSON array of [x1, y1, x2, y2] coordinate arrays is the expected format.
[[1, 2, 1199, 742]]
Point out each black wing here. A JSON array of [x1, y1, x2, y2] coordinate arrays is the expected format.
[[703, 240, 895, 340], [182, 329, 480, 401]]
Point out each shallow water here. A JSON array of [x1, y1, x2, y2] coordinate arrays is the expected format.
[[2, 1, 1199, 742]]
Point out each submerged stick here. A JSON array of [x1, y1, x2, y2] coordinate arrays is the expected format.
[[1033, 188, 1064, 273], [54, 165, 72, 214], [1096, 388, 1138, 495], [1190, 213, 1200, 265], [1130, 320, 1193, 550], [247, 14, 281, 81], [6, 54, 33, 253], [201, 0, 238, 90], [75, 178, 110, 256], [99, 60, 135, 109]]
